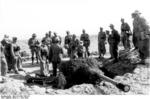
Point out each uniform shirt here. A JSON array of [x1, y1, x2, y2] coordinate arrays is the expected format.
[[1, 39, 8, 47], [0, 43, 5, 58], [133, 16, 150, 39], [28, 38, 39, 49], [64, 35, 72, 45], [80, 33, 90, 41], [121, 23, 130, 32], [52, 36, 62, 44], [98, 31, 106, 43], [109, 29, 120, 45], [80, 33, 90, 47], [4, 43, 11, 57], [40, 44, 49, 58], [69, 39, 79, 51], [42, 37, 52, 46], [50, 43, 63, 63]]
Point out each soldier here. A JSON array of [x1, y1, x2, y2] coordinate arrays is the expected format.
[[106, 30, 113, 59], [64, 31, 72, 57], [98, 27, 106, 58], [40, 39, 49, 63], [9, 37, 24, 74], [38, 39, 50, 76], [120, 18, 132, 50], [132, 10, 150, 64], [77, 41, 87, 58], [69, 34, 79, 59], [49, 37, 63, 76], [109, 24, 120, 62], [28, 33, 40, 64], [1, 35, 11, 47], [0, 43, 8, 76], [80, 29, 90, 56], [42, 33, 52, 49], [52, 32, 62, 44]]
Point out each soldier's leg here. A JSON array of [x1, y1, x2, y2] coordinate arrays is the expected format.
[[35, 50, 39, 64], [122, 36, 126, 49], [12, 58, 19, 74], [86, 46, 90, 57], [17, 57, 23, 71], [40, 61, 47, 76], [1, 57, 8, 76], [102, 42, 106, 56], [31, 49, 34, 64], [140, 39, 149, 60], [126, 34, 130, 49], [132, 35, 138, 49], [109, 44, 113, 59], [112, 44, 118, 60], [5, 56, 11, 71], [52, 62, 57, 76], [98, 43, 101, 57]]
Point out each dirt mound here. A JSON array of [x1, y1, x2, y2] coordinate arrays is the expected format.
[[0, 77, 30, 99]]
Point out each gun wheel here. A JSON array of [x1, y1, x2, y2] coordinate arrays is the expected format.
[[123, 85, 130, 92]]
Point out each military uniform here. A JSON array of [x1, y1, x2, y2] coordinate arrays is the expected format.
[[38, 43, 50, 76], [4, 42, 13, 71], [77, 43, 87, 58], [12, 44, 23, 73], [69, 38, 79, 59], [98, 31, 106, 57], [109, 29, 120, 61], [42, 37, 52, 47], [52, 36, 62, 44], [121, 22, 131, 49], [133, 16, 150, 60], [49, 43, 63, 76], [80, 33, 90, 56], [64, 35, 72, 56], [28, 38, 40, 64], [0, 43, 8, 76]]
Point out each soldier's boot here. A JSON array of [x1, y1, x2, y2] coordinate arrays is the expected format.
[[1, 58, 8, 76], [36, 53, 39, 64], [31, 56, 34, 65], [36, 57, 39, 64]]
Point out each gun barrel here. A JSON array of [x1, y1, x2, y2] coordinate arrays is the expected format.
[[98, 73, 130, 92]]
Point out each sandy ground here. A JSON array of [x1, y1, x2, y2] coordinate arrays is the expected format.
[[0, 56, 150, 99], [0, 42, 150, 98]]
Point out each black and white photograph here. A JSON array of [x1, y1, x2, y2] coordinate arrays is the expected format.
[[0, 0, 150, 98]]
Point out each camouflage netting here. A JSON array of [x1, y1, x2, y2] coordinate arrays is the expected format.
[[102, 50, 141, 77], [59, 58, 104, 88]]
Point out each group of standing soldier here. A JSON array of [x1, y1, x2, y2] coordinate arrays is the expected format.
[[0, 35, 24, 76], [1, 10, 150, 77], [64, 29, 90, 59], [27, 29, 91, 77], [97, 10, 150, 64]]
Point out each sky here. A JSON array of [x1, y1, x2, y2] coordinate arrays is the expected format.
[[0, 0, 150, 40]]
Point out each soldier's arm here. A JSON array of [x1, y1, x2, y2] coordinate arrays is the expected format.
[[10, 44, 16, 59], [37, 47, 43, 62], [28, 39, 31, 46], [104, 33, 106, 41]]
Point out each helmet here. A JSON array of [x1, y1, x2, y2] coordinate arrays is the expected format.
[[32, 33, 36, 37]]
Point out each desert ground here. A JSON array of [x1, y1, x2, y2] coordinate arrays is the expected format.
[[0, 35, 150, 98]]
